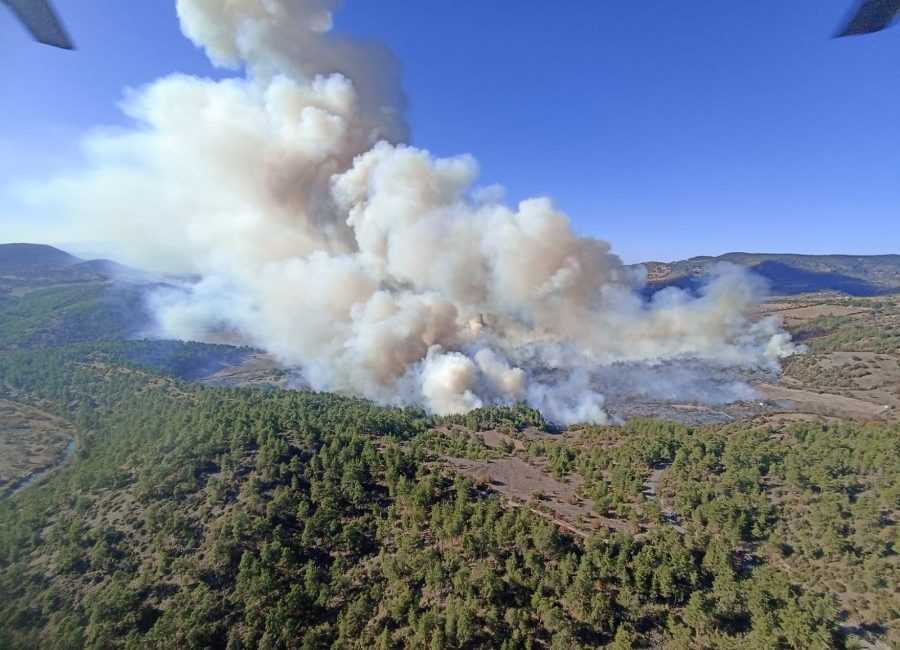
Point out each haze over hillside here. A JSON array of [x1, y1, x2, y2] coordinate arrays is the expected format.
[[3, 241, 898, 425], [6, 242, 897, 305], [642, 252, 900, 296], [0, 243, 145, 291], [0, 243, 80, 272]]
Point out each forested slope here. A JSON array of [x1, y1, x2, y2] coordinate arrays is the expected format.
[[0, 270, 896, 649], [0, 344, 896, 648]]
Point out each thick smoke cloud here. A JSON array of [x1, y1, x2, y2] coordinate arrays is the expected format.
[[17, 0, 800, 422]]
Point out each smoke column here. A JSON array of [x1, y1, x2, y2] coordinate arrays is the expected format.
[[16, 0, 800, 422]]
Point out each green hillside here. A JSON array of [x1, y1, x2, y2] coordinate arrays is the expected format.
[[0, 265, 895, 648], [3, 346, 897, 648]]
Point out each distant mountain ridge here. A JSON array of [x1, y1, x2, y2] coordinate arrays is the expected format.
[[0, 243, 80, 272], [3, 243, 897, 296], [642, 252, 900, 296], [0, 243, 150, 291]]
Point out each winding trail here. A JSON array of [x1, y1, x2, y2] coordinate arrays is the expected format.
[[642, 461, 685, 533]]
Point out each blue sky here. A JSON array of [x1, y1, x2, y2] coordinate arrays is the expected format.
[[1, 1, 898, 263]]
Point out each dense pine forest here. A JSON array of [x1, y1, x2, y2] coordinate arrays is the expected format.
[[0, 280, 897, 648], [1, 343, 897, 648]]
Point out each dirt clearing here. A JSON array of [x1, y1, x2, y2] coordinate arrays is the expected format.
[[754, 382, 891, 420], [0, 399, 74, 494]]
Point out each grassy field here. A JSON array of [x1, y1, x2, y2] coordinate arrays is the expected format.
[[761, 294, 900, 420]]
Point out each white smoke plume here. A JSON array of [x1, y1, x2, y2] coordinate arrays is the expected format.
[[11, 0, 801, 423]]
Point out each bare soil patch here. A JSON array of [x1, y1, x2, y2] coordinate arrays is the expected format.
[[754, 382, 891, 420], [782, 351, 900, 411], [765, 303, 868, 326], [759, 295, 899, 421], [477, 428, 521, 451], [0, 399, 74, 494], [444, 455, 625, 536], [199, 352, 287, 387]]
